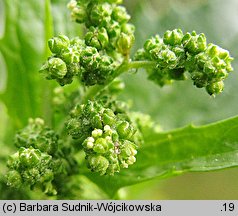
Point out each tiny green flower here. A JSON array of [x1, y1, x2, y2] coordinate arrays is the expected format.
[[87, 155, 109, 175], [163, 29, 183, 46], [144, 35, 163, 55], [182, 31, 207, 54], [67, 0, 87, 23], [92, 129, 103, 138], [61, 47, 80, 64], [15, 118, 59, 155], [5, 170, 22, 189], [89, 3, 112, 27], [116, 121, 135, 139], [112, 6, 130, 24], [48, 35, 70, 54], [116, 32, 135, 56], [206, 81, 224, 95], [41, 57, 67, 80], [85, 27, 109, 50]]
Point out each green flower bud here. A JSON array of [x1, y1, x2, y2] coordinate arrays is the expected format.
[[92, 129, 103, 138], [80, 46, 101, 69], [90, 3, 112, 27], [6, 146, 57, 195], [119, 140, 137, 168], [116, 32, 135, 56], [85, 27, 109, 50], [206, 81, 224, 95], [156, 48, 178, 69], [163, 29, 183, 46], [83, 137, 95, 149], [120, 140, 137, 157], [18, 147, 42, 167], [70, 37, 85, 47], [40, 57, 67, 80], [171, 46, 186, 64], [121, 23, 135, 35], [61, 47, 80, 64], [100, 54, 114, 68], [133, 48, 147, 60], [102, 109, 116, 126], [6, 145, 55, 192], [67, 0, 87, 23], [87, 155, 109, 175], [67, 118, 82, 139], [41, 169, 54, 183], [92, 114, 104, 129], [41, 35, 86, 86], [144, 35, 163, 54], [22, 168, 40, 185], [7, 152, 19, 170], [112, 6, 130, 24], [206, 43, 233, 72], [67, 101, 105, 139], [116, 121, 135, 139], [5, 170, 22, 189], [48, 35, 70, 54], [190, 71, 207, 88], [111, 130, 119, 142], [104, 125, 113, 136], [182, 31, 207, 54], [106, 21, 121, 39], [93, 138, 110, 153], [80, 48, 114, 86], [185, 42, 233, 94], [15, 118, 59, 155]]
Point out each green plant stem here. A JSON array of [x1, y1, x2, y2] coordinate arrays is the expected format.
[[114, 60, 156, 78], [82, 60, 156, 103]]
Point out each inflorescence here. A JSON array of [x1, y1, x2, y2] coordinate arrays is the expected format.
[[5, 0, 234, 196], [134, 29, 233, 95], [40, 0, 135, 86], [6, 118, 77, 195], [67, 100, 139, 175]]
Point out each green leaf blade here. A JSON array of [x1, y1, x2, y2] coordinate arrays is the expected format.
[[0, 0, 55, 128]]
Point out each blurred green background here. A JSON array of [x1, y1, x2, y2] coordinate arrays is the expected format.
[[0, 0, 238, 199]]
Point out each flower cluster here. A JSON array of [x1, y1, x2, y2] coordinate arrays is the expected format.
[[3, 0, 235, 199], [5, 118, 76, 195], [6, 147, 57, 195], [40, 0, 135, 87], [40, 36, 83, 86], [68, 0, 135, 56], [134, 29, 233, 95], [67, 100, 138, 175], [40, 35, 118, 86], [14, 118, 59, 155]]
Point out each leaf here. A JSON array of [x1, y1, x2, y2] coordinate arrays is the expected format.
[[0, 0, 83, 129], [83, 116, 238, 197], [0, 0, 54, 128]]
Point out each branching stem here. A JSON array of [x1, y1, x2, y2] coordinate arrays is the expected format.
[[82, 60, 156, 103]]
